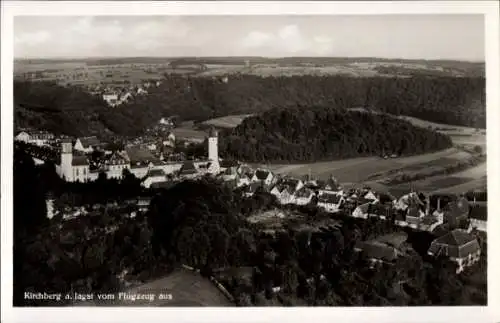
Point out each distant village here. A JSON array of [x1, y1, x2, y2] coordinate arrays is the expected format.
[[15, 121, 487, 276]]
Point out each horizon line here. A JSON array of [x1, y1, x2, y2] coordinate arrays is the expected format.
[[14, 55, 486, 64]]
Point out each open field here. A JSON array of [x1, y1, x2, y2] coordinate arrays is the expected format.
[[172, 127, 207, 142], [76, 268, 233, 307], [14, 57, 484, 87], [261, 148, 471, 183], [201, 114, 253, 129], [258, 110, 486, 195]]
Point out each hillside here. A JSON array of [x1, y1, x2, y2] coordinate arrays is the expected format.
[[14, 73, 485, 137], [219, 107, 453, 163]]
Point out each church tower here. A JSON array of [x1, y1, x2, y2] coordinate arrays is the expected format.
[[208, 127, 220, 174], [61, 139, 73, 181]]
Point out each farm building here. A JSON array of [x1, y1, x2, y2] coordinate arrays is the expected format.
[[427, 229, 481, 273]]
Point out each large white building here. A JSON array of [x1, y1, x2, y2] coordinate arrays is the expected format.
[[55, 139, 90, 182]]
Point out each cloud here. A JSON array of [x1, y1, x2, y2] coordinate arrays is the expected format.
[[239, 24, 334, 56], [14, 30, 51, 46]]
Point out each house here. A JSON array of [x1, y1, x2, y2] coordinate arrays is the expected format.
[[363, 191, 379, 203], [405, 205, 426, 229], [15, 130, 55, 146], [137, 197, 152, 212], [74, 136, 101, 153], [251, 169, 275, 186], [394, 192, 424, 211], [352, 202, 371, 219], [317, 193, 344, 213], [427, 229, 481, 273], [162, 132, 176, 148], [317, 176, 342, 195], [294, 187, 315, 206], [104, 151, 130, 179], [468, 204, 487, 232], [277, 187, 296, 205], [142, 169, 168, 188], [102, 93, 119, 106], [354, 233, 409, 267]]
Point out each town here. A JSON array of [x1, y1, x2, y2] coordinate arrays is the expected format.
[[10, 13, 489, 309], [15, 123, 487, 306]]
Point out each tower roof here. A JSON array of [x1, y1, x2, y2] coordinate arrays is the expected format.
[[208, 127, 218, 137]]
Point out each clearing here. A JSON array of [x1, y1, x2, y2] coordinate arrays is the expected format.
[[201, 114, 253, 129]]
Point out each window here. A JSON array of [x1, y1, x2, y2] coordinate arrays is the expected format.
[[76, 168, 79, 176]]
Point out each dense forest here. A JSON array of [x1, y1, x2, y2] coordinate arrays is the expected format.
[[219, 107, 453, 162], [14, 74, 485, 137], [14, 148, 487, 307]]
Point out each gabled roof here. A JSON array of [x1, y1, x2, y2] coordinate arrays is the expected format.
[[106, 151, 129, 165], [255, 169, 271, 180], [78, 136, 100, 148], [469, 204, 487, 221]]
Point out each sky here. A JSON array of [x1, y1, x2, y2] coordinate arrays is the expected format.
[[14, 15, 485, 61]]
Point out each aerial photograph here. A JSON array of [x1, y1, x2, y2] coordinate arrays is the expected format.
[[12, 14, 487, 307]]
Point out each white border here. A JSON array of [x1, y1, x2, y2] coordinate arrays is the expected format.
[[2, 2, 499, 323]]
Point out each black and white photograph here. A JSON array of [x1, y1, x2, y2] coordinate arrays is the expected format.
[[1, 1, 499, 323]]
